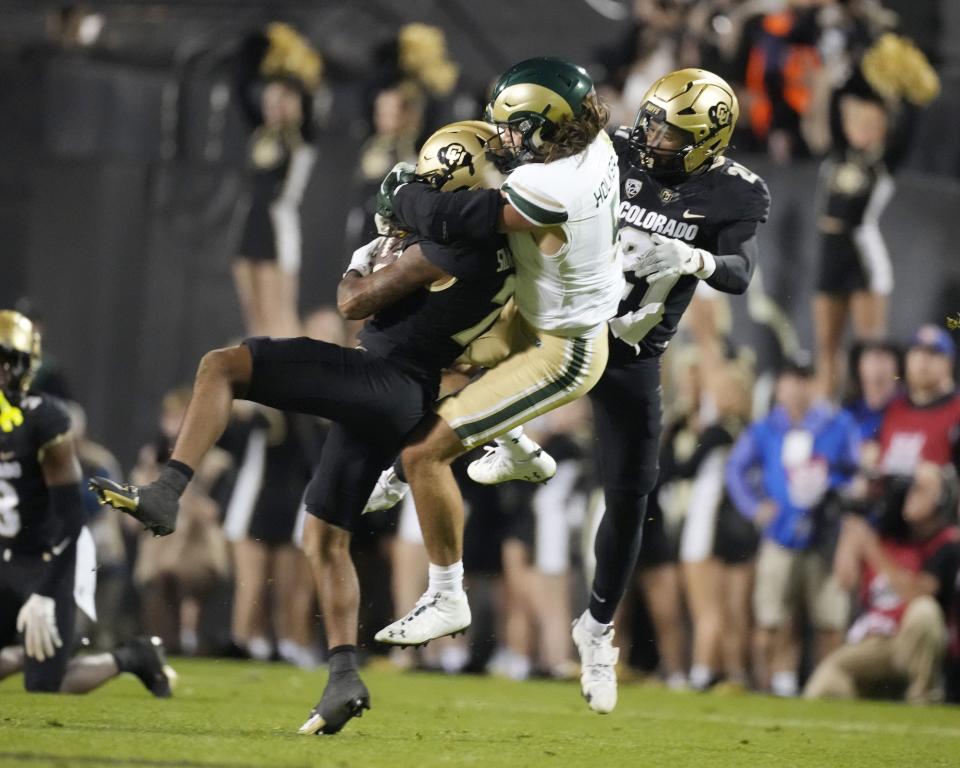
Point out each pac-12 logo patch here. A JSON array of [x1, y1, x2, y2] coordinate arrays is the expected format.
[[624, 178, 642, 198]]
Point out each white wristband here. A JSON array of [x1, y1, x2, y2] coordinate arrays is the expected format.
[[695, 250, 717, 279]]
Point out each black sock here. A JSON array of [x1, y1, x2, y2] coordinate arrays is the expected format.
[[159, 460, 194, 497], [111, 644, 138, 673], [392, 457, 407, 483], [328, 645, 358, 674], [589, 490, 648, 625]]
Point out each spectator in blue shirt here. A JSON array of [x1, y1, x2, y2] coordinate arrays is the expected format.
[[842, 340, 902, 445], [727, 355, 861, 696]]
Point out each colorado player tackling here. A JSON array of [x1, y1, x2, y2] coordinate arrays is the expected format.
[[90, 121, 519, 736], [467, 68, 770, 713], [372, 57, 625, 649]]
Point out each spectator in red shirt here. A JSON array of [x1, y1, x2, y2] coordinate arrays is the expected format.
[[805, 462, 960, 703], [877, 325, 960, 477]]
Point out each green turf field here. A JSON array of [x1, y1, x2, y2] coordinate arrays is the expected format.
[[1, 658, 958, 767]]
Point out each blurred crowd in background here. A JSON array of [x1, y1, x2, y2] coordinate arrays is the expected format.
[[7, 0, 960, 704]]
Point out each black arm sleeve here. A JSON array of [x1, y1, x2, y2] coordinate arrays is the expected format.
[[705, 219, 760, 295], [38, 482, 84, 594], [392, 184, 504, 245]]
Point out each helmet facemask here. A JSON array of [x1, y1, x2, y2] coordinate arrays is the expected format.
[[0, 310, 39, 405], [0, 345, 32, 404], [483, 106, 553, 173], [629, 103, 696, 183]]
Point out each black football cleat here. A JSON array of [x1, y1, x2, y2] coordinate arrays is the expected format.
[[89, 476, 179, 536], [298, 671, 371, 736], [118, 636, 178, 698]]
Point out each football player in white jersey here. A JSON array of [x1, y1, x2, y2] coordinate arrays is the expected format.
[[372, 57, 625, 647], [458, 69, 770, 713]]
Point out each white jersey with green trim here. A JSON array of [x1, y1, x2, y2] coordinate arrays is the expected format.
[[501, 132, 625, 338]]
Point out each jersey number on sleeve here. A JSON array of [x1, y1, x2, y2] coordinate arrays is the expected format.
[[0, 479, 21, 538], [725, 162, 759, 185]]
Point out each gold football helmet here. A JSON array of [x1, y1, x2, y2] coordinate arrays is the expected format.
[[0, 309, 40, 401], [630, 68, 739, 181], [415, 120, 503, 191]]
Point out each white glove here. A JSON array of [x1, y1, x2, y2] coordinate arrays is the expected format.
[[16, 593, 62, 662], [634, 234, 716, 283], [374, 213, 395, 237], [343, 237, 385, 279], [608, 303, 665, 349]]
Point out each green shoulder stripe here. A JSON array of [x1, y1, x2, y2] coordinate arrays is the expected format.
[[503, 183, 568, 226]]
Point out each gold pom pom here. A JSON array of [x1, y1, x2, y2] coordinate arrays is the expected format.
[[399, 23, 458, 97], [260, 22, 323, 90], [861, 33, 940, 107]]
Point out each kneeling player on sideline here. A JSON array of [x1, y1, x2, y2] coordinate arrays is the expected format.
[[0, 310, 174, 697], [91, 122, 515, 735], [381, 69, 769, 713], [371, 57, 624, 649]]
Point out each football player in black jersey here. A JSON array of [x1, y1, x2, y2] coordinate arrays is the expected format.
[[90, 121, 514, 735], [461, 69, 769, 712], [0, 310, 175, 697]]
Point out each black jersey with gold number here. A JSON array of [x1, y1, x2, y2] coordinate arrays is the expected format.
[[611, 127, 770, 363], [0, 394, 71, 554], [359, 235, 515, 380]]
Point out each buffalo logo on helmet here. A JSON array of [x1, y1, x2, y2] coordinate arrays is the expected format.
[[708, 102, 731, 128], [438, 142, 475, 177]]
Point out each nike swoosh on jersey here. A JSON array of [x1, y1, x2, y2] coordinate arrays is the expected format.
[[682, 210, 705, 219]]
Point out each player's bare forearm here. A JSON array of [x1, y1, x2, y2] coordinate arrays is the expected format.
[[337, 244, 448, 320]]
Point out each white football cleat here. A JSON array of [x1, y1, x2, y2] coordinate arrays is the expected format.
[[363, 466, 409, 513], [571, 611, 619, 714], [467, 442, 557, 485], [375, 590, 471, 646]]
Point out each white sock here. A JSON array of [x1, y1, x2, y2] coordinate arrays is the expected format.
[[689, 664, 713, 690], [771, 670, 798, 697], [581, 609, 611, 638], [428, 561, 464, 595], [246, 636, 272, 661], [498, 426, 539, 460]]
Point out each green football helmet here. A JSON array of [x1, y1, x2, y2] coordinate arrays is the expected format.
[[484, 56, 594, 170]]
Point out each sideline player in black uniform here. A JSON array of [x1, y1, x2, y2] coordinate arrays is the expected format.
[[381, 69, 769, 712], [90, 121, 515, 735], [0, 310, 174, 696]]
